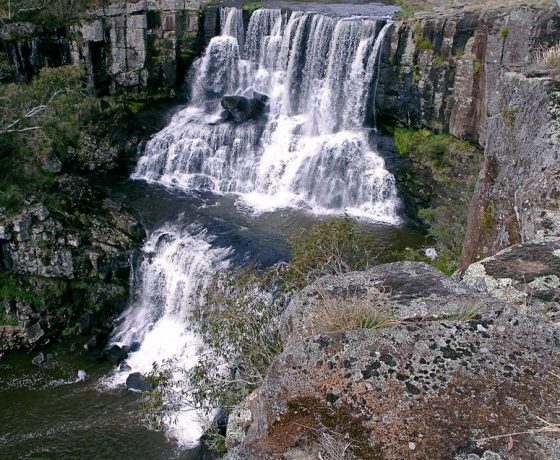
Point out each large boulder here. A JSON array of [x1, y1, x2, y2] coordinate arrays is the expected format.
[[221, 92, 269, 123], [280, 262, 507, 344], [125, 372, 153, 392], [462, 239, 560, 320], [226, 311, 560, 458]]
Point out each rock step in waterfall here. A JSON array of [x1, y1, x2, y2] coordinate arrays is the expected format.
[[133, 7, 400, 224]]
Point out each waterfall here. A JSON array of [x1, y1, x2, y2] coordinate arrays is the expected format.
[[111, 6, 400, 448], [134, 8, 400, 224], [108, 223, 232, 445]]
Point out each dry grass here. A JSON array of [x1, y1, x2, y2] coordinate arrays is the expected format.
[[309, 288, 398, 335], [534, 43, 560, 68]]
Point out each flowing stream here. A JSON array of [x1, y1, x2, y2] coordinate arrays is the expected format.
[[0, 4, 427, 458]]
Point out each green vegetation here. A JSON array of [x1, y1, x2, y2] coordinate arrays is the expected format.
[[394, 128, 453, 166], [473, 58, 482, 76], [499, 27, 509, 40], [242, 1, 262, 14], [393, 128, 483, 274], [0, 66, 91, 213], [395, 0, 432, 18], [500, 107, 519, 126], [0, 0, 120, 26]]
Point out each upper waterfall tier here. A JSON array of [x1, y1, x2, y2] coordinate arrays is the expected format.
[[134, 7, 400, 223]]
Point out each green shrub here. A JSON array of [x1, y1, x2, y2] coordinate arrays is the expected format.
[[394, 128, 452, 166], [242, 1, 261, 14], [283, 217, 378, 290], [499, 27, 509, 40]]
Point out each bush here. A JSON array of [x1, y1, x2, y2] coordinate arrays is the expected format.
[[283, 217, 379, 290], [309, 288, 397, 335], [534, 43, 560, 68], [394, 128, 451, 166], [0, 65, 100, 214]]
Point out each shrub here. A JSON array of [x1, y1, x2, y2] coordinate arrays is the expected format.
[[283, 217, 378, 290], [309, 288, 398, 335], [394, 128, 451, 166], [534, 43, 560, 68], [499, 28, 509, 40]]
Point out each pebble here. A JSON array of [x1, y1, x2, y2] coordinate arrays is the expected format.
[[480, 347, 489, 354], [408, 442, 416, 450]]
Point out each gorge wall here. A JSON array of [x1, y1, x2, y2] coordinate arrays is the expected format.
[[1, 0, 218, 93], [375, 5, 560, 266]]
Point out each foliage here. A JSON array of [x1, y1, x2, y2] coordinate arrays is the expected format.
[[242, 1, 262, 14], [0, 272, 42, 307], [282, 217, 379, 290], [0, 65, 100, 214], [499, 27, 509, 40], [394, 128, 452, 166], [0, 0, 120, 26], [188, 265, 284, 411], [393, 128, 482, 274]]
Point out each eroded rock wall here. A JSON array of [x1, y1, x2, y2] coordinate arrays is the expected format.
[[461, 73, 560, 266], [72, 0, 211, 93], [376, 7, 560, 146]]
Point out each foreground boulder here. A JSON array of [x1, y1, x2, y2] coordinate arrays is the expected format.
[[227, 263, 560, 459], [227, 312, 560, 458]]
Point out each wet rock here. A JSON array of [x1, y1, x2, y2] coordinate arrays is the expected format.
[[281, 262, 506, 343], [104, 344, 128, 366], [126, 372, 153, 392], [78, 313, 93, 335], [24, 322, 44, 344], [221, 93, 268, 123], [227, 310, 560, 458], [126, 341, 141, 353], [83, 335, 99, 351], [31, 352, 46, 366]]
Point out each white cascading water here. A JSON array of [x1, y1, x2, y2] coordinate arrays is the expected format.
[[134, 8, 399, 223], [108, 223, 232, 445], [110, 7, 399, 447]]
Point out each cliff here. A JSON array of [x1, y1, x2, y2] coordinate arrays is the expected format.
[[375, 5, 560, 266], [1, 0, 218, 94]]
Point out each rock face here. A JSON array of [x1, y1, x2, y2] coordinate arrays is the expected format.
[[1, 0, 216, 94], [226, 263, 560, 459], [461, 72, 560, 266], [376, 7, 560, 146], [0, 180, 144, 353], [462, 239, 560, 319]]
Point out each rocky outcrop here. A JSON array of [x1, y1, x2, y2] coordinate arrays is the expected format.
[[376, 7, 560, 146], [462, 239, 560, 320], [280, 262, 505, 343], [0, 178, 144, 353], [72, 0, 210, 93], [461, 72, 560, 266], [1, 0, 216, 94], [225, 263, 560, 459]]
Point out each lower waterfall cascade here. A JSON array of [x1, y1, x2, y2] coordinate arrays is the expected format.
[[111, 5, 403, 447]]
